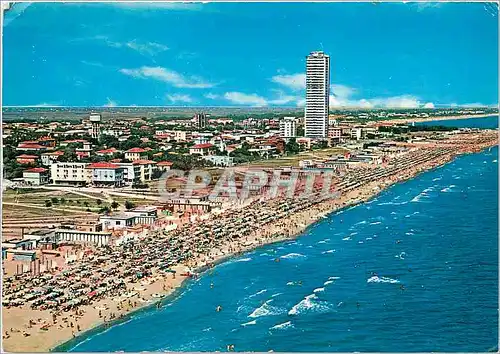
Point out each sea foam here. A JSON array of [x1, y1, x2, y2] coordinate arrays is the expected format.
[[367, 276, 400, 284], [270, 321, 293, 330], [288, 294, 328, 316], [280, 253, 306, 260]]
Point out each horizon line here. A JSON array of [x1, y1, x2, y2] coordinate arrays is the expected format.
[[3, 105, 498, 109]]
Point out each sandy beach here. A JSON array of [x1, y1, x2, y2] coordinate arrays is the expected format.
[[2, 131, 498, 353]]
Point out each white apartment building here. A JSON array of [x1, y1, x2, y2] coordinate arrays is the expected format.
[[279, 117, 297, 139], [351, 127, 362, 140], [305, 51, 330, 139], [133, 160, 158, 182], [125, 147, 147, 161], [50, 163, 90, 185], [86, 162, 125, 187], [174, 130, 188, 142]]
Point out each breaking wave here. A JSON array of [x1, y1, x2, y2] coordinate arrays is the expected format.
[[280, 253, 306, 260], [270, 321, 293, 330], [367, 276, 400, 284], [248, 299, 284, 318], [288, 294, 331, 316], [241, 320, 257, 326]]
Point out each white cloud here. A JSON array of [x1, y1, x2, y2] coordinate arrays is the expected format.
[[373, 95, 421, 108], [268, 89, 300, 105], [89, 36, 169, 56], [329, 94, 423, 109], [423, 102, 435, 109], [120, 66, 215, 89], [223, 92, 268, 107], [126, 40, 169, 55], [166, 94, 193, 104], [296, 98, 306, 107], [331, 84, 357, 99], [204, 93, 220, 100], [105, 98, 117, 107], [271, 73, 306, 91]]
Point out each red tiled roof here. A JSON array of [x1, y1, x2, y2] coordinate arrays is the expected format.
[[191, 143, 213, 149], [25, 167, 47, 173], [86, 162, 121, 169], [132, 159, 157, 165], [20, 140, 39, 144], [18, 143, 45, 149], [97, 148, 118, 154], [76, 152, 89, 156], [157, 161, 174, 166], [17, 154, 38, 159], [45, 150, 65, 156], [110, 158, 122, 163], [126, 147, 147, 153]]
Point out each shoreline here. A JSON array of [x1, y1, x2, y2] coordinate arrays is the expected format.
[[50, 143, 498, 352], [373, 113, 497, 125], [2, 131, 497, 353]]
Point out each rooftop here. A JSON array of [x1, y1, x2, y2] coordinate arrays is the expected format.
[[191, 143, 213, 149], [86, 162, 122, 169], [24, 167, 48, 173], [126, 147, 147, 153]]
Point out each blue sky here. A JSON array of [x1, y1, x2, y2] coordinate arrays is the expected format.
[[3, 2, 499, 108]]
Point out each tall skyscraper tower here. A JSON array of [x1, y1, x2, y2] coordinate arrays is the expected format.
[[194, 113, 207, 129], [89, 113, 102, 139], [305, 51, 330, 138]]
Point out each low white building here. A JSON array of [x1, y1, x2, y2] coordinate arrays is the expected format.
[[125, 147, 147, 162], [23, 167, 49, 186], [202, 155, 235, 167], [86, 162, 125, 187], [55, 229, 112, 247], [189, 143, 214, 156], [50, 162, 90, 186], [133, 160, 158, 182], [100, 214, 136, 230]]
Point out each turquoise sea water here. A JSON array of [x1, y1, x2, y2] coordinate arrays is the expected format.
[[415, 115, 499, 129], [61, 142, 499, 352]]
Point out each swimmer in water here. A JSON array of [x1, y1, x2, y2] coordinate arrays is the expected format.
[[216, 306, 222, 312], [210, 283, 214, 289]]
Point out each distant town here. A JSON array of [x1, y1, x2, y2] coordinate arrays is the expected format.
[[2, 50, 498, 352]]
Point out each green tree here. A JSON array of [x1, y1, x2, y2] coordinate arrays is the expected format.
[[99, 206, 111, 214], [285, 138, 300, 155], [96, 199, 103, 206], [111, 201, 119, 210], [51, 197, 59, 204], [124, 200, 135, 210], [45, 200, 52, 208]]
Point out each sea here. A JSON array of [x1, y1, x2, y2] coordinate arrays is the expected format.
[[60, 117, 499, 352], [415, 115, 499, 129]]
